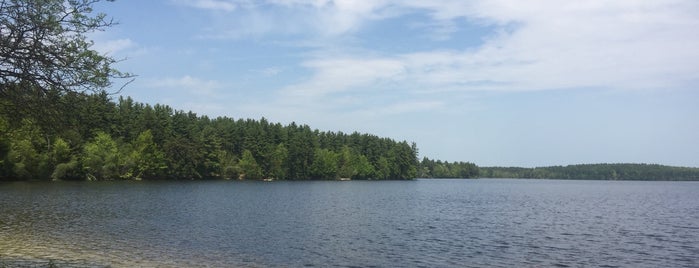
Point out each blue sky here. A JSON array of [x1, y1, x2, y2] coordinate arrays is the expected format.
[[92, 0, 699, 167]]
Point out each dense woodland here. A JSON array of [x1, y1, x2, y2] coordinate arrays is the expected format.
[[0, 92, 425, 181], [2, 92, 698, 181], [481, 164, 699, 181], [2, 91, 698, 181], [418, 157, 479, 179]]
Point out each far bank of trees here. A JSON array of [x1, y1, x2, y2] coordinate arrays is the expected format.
[[480, 164, 699, 181], [0, 93, 419, 181], [417, 157, 479, 178]]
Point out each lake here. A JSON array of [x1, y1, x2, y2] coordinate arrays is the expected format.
[[1, 179, 698, 267]]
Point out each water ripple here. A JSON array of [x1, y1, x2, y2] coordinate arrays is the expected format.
[[1, 180, 698, 267]]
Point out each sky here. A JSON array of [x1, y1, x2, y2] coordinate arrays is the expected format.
[[91, 0, 699, 167]]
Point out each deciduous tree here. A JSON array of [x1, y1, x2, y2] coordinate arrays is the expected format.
[[0, 0, 132, 98]]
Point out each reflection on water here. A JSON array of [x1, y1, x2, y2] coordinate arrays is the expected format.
[[1, 179, 698, 267]]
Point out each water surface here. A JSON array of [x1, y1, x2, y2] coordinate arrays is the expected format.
[[1, 179, 698, 267]]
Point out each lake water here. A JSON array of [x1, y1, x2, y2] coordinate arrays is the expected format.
[[1, 179, 698, 267]]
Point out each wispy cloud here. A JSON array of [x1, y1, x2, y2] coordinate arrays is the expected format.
[[173, 0, 237, 12], [187, 0, 475, 39], [362, 100, 445, 116], [182, 0, 699, 93], [141, 75, 231, 116], [188, 0, 402, 39], [273, 0, 699, 95], [92, 38, 136, 56], [230, 0, 699, 133], [146, 75, 223, 97], [284, 57, 405, 97], [259, 67, 283, 77]]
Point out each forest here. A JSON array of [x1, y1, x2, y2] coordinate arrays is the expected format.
[[0, 92, 425, 181], [418, 157, 479, 179], [2, 91, 698, 181], [3, 91, 698, 181], [480, 164, 699, 181]]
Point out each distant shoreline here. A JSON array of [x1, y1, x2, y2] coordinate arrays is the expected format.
[[477, 163, 699, 181], [3, 149, 699, 182]]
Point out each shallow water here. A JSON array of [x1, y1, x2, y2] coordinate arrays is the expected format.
[[1, 179, 698, 267]]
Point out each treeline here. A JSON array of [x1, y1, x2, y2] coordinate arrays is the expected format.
[[480, 164, 699, 181], [0, 92, 419, 181], [418, 157, 479, 178]]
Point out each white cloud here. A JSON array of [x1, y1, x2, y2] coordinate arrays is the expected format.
[[269, 0, 393, 34], [273, 0, 699, 95], [234, 0, 699, 135], [146, 75, 223, 97], [284, 57, 405, 97], [365, 100, 444, 116], [175, 0, 237, 12], [92, 38, 136, 56], [193, 0, 402, 39], [195, 0, 472, 38], [185, 0, 699, 93], [466, 0, 699, 91], [259, 67, 283, 77], [164, 0, 699, 136]]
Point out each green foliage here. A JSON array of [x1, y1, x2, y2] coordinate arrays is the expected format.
[[163, 135, 203, 179], [0, 0, 133, 136], [354, 154, 375, 179], [217, 150, 238, 180], [310, 148, 338, 179], [0, 92, 420, 181], [51, 138, 71, 164], [418, 157, 480, 178], [49, 138, 80, 180], [238, 150, 262, 180], [480, 164, 699, 181], [82, 132, 121, 180], [8, 138, 40, 179], [129, 130, 167, 179], [3, 89, 697, 181], [375, 157, 391, 180], [418, 157, 479, 179], [337, 146, 357, 179], [0, 0, 131, 95], [267, 143, 288, 180], [390, 142, 419, 180], [4, 119, 50, 179]]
